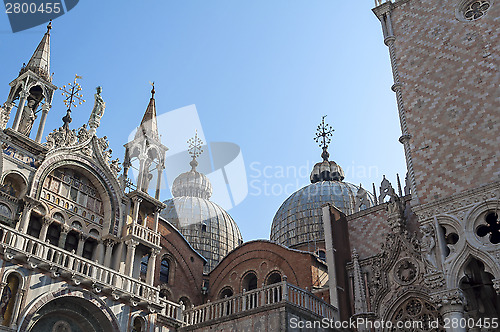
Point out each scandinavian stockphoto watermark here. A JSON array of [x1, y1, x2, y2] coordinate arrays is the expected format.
[[248, 161, 379, 197], [3, 0, 79, 32]]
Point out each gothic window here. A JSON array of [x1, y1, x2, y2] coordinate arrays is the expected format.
[[462, 1, 491, 21], [71, 220, 82, 230], [390, 298, 444, 331], [179, 296, 191, 308], [160, 258, 169, 283], [0, 273, 20, 326], [476, 212, 500, 244]]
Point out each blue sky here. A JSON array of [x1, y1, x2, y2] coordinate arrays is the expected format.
[[0, 0, 406, 241]]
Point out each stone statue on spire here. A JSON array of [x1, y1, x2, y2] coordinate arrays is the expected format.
[[88, 86, 105, 135]]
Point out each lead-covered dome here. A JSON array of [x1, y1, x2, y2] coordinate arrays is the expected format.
[[161, 139, 243, 273], [270, 117, 376, 248]]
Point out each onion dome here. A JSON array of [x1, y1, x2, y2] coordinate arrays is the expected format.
[[270, 116, 375, 249], [162, 132, 243, 273], [171, 159, 213, 199]]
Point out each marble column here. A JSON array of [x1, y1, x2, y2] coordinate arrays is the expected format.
[[76, 233, 88, 257], [12, 89, 29, 131], [124, 239, 138, 277], [132, 197, 143, 225], [94, 240, 105, 264], [19, 203, 34, 233], [103, 239, 115, 267], [57, 225, 70, 248], [35, 103, 50, 143], [39, 217, 52, 241], [146, 249, 160, 285]]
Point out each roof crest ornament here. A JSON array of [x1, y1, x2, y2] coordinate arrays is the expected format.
[[313, 115, 334, 162], [187, 130, 203, 171]]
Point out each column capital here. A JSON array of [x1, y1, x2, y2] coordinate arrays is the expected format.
[[78, 233, 89, 241], [61, 224, 72, 234], [42, 216, 52, 225], [151, 248, 161, 257], [431, 288, 465, 312], [125, 239, 138, 248], [104, 238, 116, 247], [41, 103, 51, 111]]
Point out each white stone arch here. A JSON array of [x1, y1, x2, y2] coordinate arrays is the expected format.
[[1, 267, 27, 290], [435, 215, 464, 260], [382, 289, 431, 322], [68, 215, 86, 233], [17, 288, 120, 332], [463, 199, 500, 247], [1, 171, 29, 198], [446, 244, 500, 289], [29, 153, 123, 237], [50, 209, 69, 224]]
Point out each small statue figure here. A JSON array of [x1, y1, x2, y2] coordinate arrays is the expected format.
[[88, 86, 105, 135], [0, 102, 14, 130], [110, 158, 122, 175], [18, 99, 37, 136], [355, 184, 369, 211], [420, 224, 438, 273], [77, 124, 90, 143]]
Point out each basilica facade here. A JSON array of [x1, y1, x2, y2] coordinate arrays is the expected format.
[[0, 0, 497, 331]]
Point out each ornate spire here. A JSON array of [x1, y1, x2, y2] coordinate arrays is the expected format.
[[314, 115, 334, 162], [23, 20, 52, 81], [135, 82, 159, 141], [187, 130, 203, 170]]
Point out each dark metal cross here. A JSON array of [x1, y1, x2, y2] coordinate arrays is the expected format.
[[314, 115, 334, 161], [60, 74, 85, 129]]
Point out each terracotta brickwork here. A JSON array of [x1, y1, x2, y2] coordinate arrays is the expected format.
[[207, 240, 327, 301], [389, 0, 499, 204], [347, 204, 391, 259], [154, 218, 206, 306]]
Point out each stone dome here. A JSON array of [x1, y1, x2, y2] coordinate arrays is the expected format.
[[270, 161, 376, 249], [162, 158, 243, 273]]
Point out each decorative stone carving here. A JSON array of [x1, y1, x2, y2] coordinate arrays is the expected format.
[[379, 175, 397, 204], [110, 158, 122, 175], [420, 224, 439, 273], [77, 123, 91, 143], [45, 127, 78, 149], [424, 272, 446, 290], [355, 184, 370, 211], [431, 289, 466, 309], [394, 259, 418, 285], [493, 278, 500, 294], [0, 102, 14, 130]]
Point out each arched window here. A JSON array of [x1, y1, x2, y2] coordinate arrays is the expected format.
[[27, 218, 42, 238], [46, 223, 60, 246], [316, 249, 326, 261], [179, 296, 191, 309], [131, 316, 145, 332], [242, 272, 258, 292], [266, 272, 282, 285], [390, 297, 442, 331], [83, 239, 97, 260], [219, 287, 233, 299], [160, 258, 169, 283], [71, 220, 82, 230], [0, 273, 20, 326], [53, 213, 65, 223], [0, 204, 12, 219], [64, 231, 78, 252]]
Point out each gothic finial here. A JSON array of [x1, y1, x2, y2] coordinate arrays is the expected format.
[[60, 75, 85, 129], [187, 130, 203, 170], [47, 20, 52, 33], [150, 81, 155, 97], [314, 115, 334, 162]]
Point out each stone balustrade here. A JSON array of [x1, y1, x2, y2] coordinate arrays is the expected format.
[[183, 281, 338, 326], [0, 223, 182, 323], [126, 222, 160, 247]]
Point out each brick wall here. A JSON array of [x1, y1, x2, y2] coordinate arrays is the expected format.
[[388, 0, 499, 204]]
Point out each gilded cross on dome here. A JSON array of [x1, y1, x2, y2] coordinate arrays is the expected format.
[[314, 115, 334, 161], [187, 130, 204, 170]]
